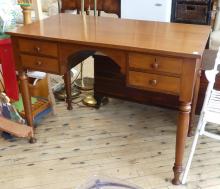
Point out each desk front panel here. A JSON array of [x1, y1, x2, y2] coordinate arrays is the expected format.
[[20, 54, 60, 74], [128, 53, 183, 75], [13, 37, 198, 101], [128, 71, 180, 95], [18, 38, 58, 58]]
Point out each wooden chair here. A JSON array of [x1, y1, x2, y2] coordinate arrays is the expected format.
[[210, 0, 220, 50], [182, 47, 220, 184], [60, 0, 121, 17]]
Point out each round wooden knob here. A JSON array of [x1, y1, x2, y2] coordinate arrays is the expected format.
[[149, 79, 157, 86], [36, 60, 42, 66], [34, 47, 41, 53], [151, 63, 159, 69]]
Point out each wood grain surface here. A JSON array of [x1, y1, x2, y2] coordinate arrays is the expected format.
[[7, 14, 210, 58]]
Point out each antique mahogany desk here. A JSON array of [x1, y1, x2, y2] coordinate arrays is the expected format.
[[7, 14, 210, 185]]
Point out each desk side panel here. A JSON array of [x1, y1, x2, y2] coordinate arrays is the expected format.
[[180, 58, 201, 102], [11, 36, 22, 71]]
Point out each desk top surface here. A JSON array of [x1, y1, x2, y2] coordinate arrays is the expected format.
[[8, 14, 211, 58]]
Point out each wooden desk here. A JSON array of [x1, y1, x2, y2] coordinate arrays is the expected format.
[[7, 14, 210, 185]]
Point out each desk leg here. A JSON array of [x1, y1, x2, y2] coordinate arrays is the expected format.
[[188, 71, 201, 137], [19, 71, 36, 143], [172, 102, 191, 185], [64, 71, 73, 110]]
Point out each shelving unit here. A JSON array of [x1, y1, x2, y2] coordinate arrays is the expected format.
[[171, 0, 212, 24]]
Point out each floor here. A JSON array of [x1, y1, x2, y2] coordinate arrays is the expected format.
[[0, 98, 220, 189]]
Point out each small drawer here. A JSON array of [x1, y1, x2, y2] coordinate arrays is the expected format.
[[20, 55, 59, 74], [18, 39, 58, 57], [128, 71, 180, 94], [128, 53, 182, 75]]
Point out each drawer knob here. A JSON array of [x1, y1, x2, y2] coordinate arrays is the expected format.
[[36, 60, 42, 66], [34, 47, 41, 53], [151, 63, 159, 69], [149, 79, 157, 86], [155, 3, 162, 7]]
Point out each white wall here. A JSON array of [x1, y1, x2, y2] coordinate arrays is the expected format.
[[121, 0, 172, 22]]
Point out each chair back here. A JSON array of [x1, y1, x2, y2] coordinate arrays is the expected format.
[[214, 0, 220, 30], [213, 47, 220, 71], [201, 47, 220, 112]]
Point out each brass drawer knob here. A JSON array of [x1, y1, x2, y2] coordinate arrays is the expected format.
[[36, 60, 42, 66], [34, 46, 41, 53], [149, 79, 157, 86], [151, 63, 159, 69]]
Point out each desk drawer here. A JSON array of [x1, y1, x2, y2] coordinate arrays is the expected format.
[[18, 39, 58, 57], [129, 53, 182, 75], [128, 71, 180, 94], [21, 55, 59, 74]]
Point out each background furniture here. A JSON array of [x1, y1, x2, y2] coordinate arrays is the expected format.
[[33, 0, 43, 20], [171, 0, 212, 24], [60, 0, 121, 17], [121, 0, 172, 22], [196, 49, 219, 114], [182, 47, 220, 184], [210, 0, 220, 50], [60, 0, 171, 21], [196, 1, 220, 113]]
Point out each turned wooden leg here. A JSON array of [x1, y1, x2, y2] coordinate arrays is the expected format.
[[188, 70, 201, 137], [19, 71, 33, 127], [19, 71, 36, 143], [64, 71, 73, 110], [172, 102, 191, 185]]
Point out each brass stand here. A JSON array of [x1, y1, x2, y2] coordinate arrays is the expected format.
[[79, 0, 97, 107], [74, 61, 97, 107], [82, 94, 97, 107], [74, 62, 94, 90], [54, 87, 80, 101], [74, 77, 94, 91]]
